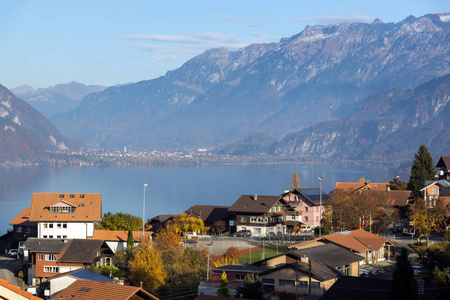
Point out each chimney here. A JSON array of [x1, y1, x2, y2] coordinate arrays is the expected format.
[[64, 237, 68, 244], [253, 194, 258, 201], [300, 255, 308, 263], [387, 186, 390, 191], [367, 180, 371, 184]]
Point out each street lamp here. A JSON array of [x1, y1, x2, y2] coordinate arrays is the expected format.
[[143, 183, 148, 239], [318, 177, 323, 237]]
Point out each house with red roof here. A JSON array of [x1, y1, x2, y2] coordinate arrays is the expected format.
[[29, 193, 102, 239], [88, 230, 147, 253], [289, 229, 396, 264], [9, 207, 37, 242]]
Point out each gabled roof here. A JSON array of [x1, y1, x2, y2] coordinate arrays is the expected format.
[[58, 239, 107, 264], [228, 195, 283, 213], [290, 229, 396, 253], [335, 182, 387, 192], [436, 156, 450, 170], [88, 230, 144, 242], [9, 207, 35, 226], [29, 193, 102, 222], [184, 205, 233, 222], [53, 279, 159, 300], [0, 278, 43, 300], [292, 188, 328, 206], [23, 238, 69, 253], [260, 261, 341, 282], [359, 189, 413, 207], [422, 180, 450, 190], [150, 214, 179, 223], [49, 269, 113, 282], [211, 264, 272, 274]]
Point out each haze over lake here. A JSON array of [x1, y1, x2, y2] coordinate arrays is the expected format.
[[0, 163, 394, 234]]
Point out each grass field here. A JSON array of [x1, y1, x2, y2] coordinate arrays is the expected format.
[[239, 248, 289, 264]]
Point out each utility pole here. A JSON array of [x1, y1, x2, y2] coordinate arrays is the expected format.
[[295, 260, 299, 300], [308, 260, 312, 299], [318, 177, 323, 237]]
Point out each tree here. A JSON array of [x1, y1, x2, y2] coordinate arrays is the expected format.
[[235, 273, 264, 300], [390, 247, 418, 300], [127, 230, 134, 248], [358, 176, 366, 183], [169, 213, 204, 234], [291, 171, 300, 190], [153, 228, 185, 286], [212, 220, 227, 235], [407, 145, 436, 199], [217, 271, 232, 297], [411, 198, 446, 246], [388, 177, 408, 190], [97, 212, 142, 231], [129, 239, 166, 293]]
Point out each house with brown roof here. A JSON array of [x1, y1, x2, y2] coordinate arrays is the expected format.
[[335, 180, 388, 193], [289, 229, 396, 265], [53, 279, 159, 300], [228, 194, 298, 236], [29, 193, 102, 239], [436, 155, 450, 181], [184, 205, 233, 234], [9, 207, 37, 242], [23, 238, 113, 285], [0, 278, 43, 300], [145, 214, 179, 233]]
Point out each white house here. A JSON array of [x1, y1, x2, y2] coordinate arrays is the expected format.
[[29, 193, 102, 239]]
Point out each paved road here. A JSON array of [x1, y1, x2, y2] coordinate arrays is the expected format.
[[0, 255, 24, 287]]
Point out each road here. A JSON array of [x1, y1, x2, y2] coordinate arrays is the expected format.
[[0, 255, 24, 287]]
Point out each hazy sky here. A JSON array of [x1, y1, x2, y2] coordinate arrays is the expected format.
[[1, 0, 449, 89]]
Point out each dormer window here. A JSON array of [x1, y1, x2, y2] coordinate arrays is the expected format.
[[80, 194, 85, 198], [60, 194, 64, 198], [48, 200, 76, 214], [70, 194, 74, 198]]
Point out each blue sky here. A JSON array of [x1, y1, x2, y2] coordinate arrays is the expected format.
[[1, 0, 449, 89]]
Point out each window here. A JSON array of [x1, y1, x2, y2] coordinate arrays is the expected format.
[[236, 275, 245, 281], [59, 194, 64, 198], [26, 227, 31, 233], [43, 223, 48, 229], [44, 266, 59, 273], [43, 235, 48, 239], [45, 254, 57, 261], [57, 235, 61, 239], [262, 278, 274, 285], [49, 235, 53, 238], [70, 194, 74, 198], [239, 216, 247, 222], [279, 280, 295, 287], [17, 226, 22, 233], [298, 281, 308, 287], [316, 216, 319, 222], [305, 217, 308, 222], [305, 207, 308, 212], [311, 282, 321, 288], [80, 194, 85, 198], [250, 217, 256, 223], [432, 187, 438, 195], [49, 223, 53, 229], [38, 254, 43, 261], [57, 223, 61, 229], [63, 223, 67, 229]]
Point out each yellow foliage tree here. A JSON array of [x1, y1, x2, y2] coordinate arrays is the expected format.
[[411, 199, 446, 246], [172, 213, 205, 234], [129, 238, 166, 293]]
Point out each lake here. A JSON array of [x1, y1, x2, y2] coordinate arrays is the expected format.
[[0, 163, 395, 234]]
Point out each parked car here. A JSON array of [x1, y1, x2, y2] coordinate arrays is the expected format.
[[27, 286, 40, 296], [300, 225, 312, 232], [412, 265, 423, 276], [233, 230, 252, 237], [7, 249, 18, 257]]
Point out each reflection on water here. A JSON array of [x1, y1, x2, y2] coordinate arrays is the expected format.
[[0, 163, 393, 233]]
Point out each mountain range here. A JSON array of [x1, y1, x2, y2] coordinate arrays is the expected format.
[[50, 13, 450, 152], [11, 82, 107, 119], [0, 84, 80, 164]]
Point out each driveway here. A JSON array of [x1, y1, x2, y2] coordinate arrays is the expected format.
[[0, 255, 25, 288]]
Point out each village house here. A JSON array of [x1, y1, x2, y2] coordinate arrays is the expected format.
[[436, 155, 450, 181], [23, 238, 113, 285], [335, 180, 387, 193], [87, 229, 145, 253], [421, 179, 450, 212], [48, 269, 112, 296], [281, 188, 328, 228], [9, 207, 37, 243], [145, 214, 178, 233], [290, 229, 396, 265], [29, 193, 102, 239], [228, 194, 299, 236], [184, 205, 233, 234]]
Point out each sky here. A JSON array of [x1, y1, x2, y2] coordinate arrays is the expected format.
[[1, 0, 449, 89]]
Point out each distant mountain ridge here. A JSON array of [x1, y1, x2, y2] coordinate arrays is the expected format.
[[12, 81, 107, 118], [50, 12, 450, 151], [272, 74, 450, 160], [0, 84, 81, 164]]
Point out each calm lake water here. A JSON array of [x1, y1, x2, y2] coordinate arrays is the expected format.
[[0, 163, 395, 234]]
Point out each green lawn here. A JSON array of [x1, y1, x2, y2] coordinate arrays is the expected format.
[[239, 248, 289, 264]]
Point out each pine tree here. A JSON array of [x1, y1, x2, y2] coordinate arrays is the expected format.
[[217, 271, 232, 297], [291, 171, 301, 190], [390, 247, 418, 300], [235, 273, 264, 300], [407, 145, 436, 199]]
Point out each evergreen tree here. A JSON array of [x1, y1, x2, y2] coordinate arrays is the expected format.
[[390, 247, 418, 300], [407, 145, 436, 199], [235, 273, 264, 300], [217, 271, 232, 297], [127, 230, 134, 248], [291, 171, 301, 190]]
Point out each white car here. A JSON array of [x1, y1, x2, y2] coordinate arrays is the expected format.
[[7, 249, 18, 257]]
